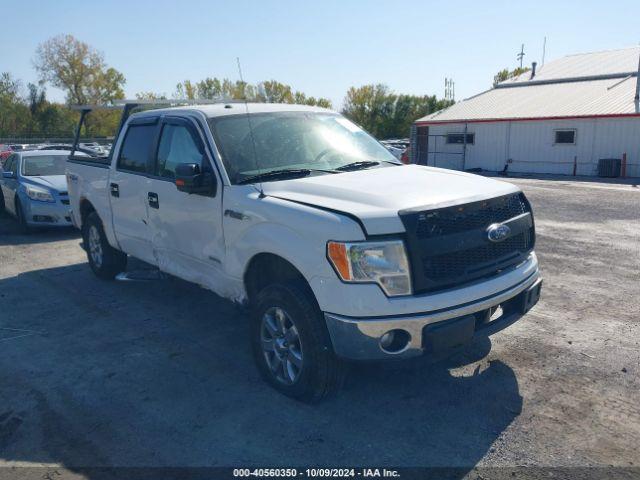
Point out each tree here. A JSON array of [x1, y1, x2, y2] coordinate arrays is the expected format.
[[0, 72, 78, 138], [173, 77, 331, 108], [34, 34, 125, 105], [342, 84, 452, 139], [135, 91, 167, 100], [493, 67, 531, 87]]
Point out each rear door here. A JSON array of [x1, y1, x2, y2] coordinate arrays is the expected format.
[[109, 117, 159, 265], [145, 116, 225, 291]]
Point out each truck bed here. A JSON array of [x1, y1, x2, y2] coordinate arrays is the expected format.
[[68, 154, 112, 168]]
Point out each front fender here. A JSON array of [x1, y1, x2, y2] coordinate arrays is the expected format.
[[222, 191, 366, 302]]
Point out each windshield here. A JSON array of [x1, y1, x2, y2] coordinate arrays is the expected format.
[[207, 112, 399, 184], [21, 155, 67, 176]]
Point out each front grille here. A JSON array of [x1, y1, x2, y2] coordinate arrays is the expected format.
[[400, 192, 535, 293], [415, 193, 528, 238], [422, 230, 532, 281]]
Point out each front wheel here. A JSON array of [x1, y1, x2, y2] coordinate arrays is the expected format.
[[82, 212, 127, 279], [15, 198, 32, 234], [251, 283, 346, 403]]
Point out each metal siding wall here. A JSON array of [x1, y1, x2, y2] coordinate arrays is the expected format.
[[424, 117, 640, 177], [427, 124, 465, 170], [466, 123, 508, 172], [508, 120, 596, 175], [591, 118, 640, 178], [427, 123, 507, 171]]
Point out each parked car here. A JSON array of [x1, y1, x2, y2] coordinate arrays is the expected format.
[[79, 142, 108, 155], [400, 145, 411, 164], [8, 143, 29, 151], [67, 103, 542, 402], [0, 150, 74, 231], [381, 143, 404, 160], [38, 144, 100, 156], [0, 145, 13, 164]]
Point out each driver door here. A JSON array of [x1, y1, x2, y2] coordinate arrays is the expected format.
[[146, 116, 226, 293]]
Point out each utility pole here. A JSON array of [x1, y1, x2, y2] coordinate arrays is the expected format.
[[517, 44, 525, 69], [444, 78, 455, 101]]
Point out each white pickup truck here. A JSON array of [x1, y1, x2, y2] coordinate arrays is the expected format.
[[66, 102, 541, 402]]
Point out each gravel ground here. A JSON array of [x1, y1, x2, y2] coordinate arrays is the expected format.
[[0, 176, 638, 479]]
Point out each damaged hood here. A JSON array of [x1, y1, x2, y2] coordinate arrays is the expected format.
[[262, 165, 520, 235]]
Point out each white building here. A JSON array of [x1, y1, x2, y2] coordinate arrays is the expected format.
[[411, 47, 640, 177]]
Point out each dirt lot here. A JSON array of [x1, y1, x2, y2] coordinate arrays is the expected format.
[[0, 176, 638, 479]]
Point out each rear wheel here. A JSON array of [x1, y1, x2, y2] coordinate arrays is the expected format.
[[82, 212, 127, 279], [251, 282, 346, 403], [0, 190, 5, 214]]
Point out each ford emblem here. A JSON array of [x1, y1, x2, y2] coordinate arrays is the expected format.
[[487, 223, 511, 242]]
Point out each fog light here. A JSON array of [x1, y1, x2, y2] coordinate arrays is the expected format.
[[380, 331, 395, 349], [379, 329, 411, 353]]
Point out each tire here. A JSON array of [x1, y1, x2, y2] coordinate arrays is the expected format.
[[0, 190, 5, 214], [251, 282, 346, 403], [15, 198, 32, 234], [82, 212, 127, 280]]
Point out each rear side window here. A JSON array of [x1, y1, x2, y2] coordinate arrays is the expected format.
[[117, 124, 156, 173], [3, 156, 15, 172], [156, 124, 203, 179]]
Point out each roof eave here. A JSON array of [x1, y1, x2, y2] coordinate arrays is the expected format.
[[415, 112, 640, 126]]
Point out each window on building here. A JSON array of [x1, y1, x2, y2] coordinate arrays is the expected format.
[[446, 133, 475, 145], [554, 129, 576, 145]]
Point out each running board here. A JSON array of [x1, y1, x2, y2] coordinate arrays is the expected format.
[[115, 270, 166, 282]]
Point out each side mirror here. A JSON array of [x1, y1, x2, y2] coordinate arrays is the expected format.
[[2, 171, 15, 179], [175, 162, 216, 196]]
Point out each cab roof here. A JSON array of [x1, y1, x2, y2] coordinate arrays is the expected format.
[[130, 102, 335, 120]]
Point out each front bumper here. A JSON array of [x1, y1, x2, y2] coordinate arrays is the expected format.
[[324, 272, 541, 360], [24, 198, 73, 227]]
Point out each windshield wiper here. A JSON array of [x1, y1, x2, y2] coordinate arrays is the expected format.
[[237, 167, 340, 185], [236, 168, 314, 185], [335, 160, 380, 171]]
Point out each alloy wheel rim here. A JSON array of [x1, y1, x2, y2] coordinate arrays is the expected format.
[[261, 306, 303, 385], [88, 225, 103, 268]]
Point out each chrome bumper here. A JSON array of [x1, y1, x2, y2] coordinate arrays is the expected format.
[[324, 272, 541, 360]]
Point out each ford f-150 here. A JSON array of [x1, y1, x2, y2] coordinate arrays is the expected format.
[[66, 102, 541, 402]]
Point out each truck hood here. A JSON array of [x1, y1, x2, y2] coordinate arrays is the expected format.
[[262, 165, 520, 235], [23, 175, 68, 193]]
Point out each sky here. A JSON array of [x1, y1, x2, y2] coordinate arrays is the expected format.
[[1, 0, 639, 109]]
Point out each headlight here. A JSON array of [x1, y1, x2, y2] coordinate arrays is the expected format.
[[327, 240, 412, 296], [25, 185, 55, 202]]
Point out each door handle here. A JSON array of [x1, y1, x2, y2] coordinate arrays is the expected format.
[[110, 183, 119, 197], [147, 192, 159, 209]]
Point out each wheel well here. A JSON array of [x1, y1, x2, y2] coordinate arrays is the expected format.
[[244, 253, 313, 302], [79, 199, 96, 225]]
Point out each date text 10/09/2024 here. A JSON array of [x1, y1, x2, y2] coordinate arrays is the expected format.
[[233, 469, 401, 478]]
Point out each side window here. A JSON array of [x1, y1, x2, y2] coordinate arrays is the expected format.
[[8, 155, 18, 174], [3, 156, 15, 173], [554, 129, 576, 145], [117, 124, 156, 173], [446, 133, 475, 145], [156, 123, 204, 179]]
